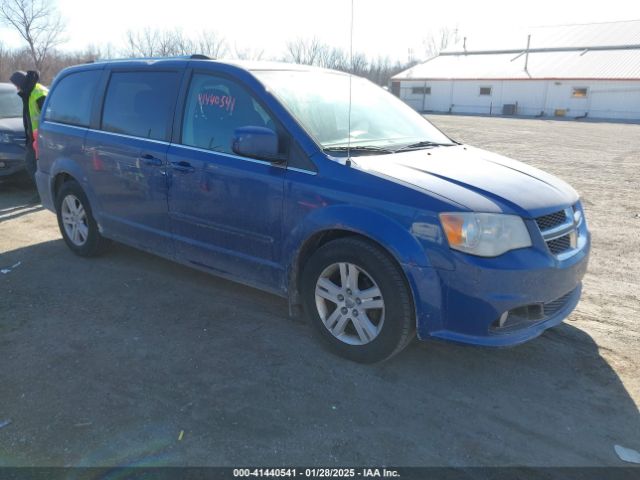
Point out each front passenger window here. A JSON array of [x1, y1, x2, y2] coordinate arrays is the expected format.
[[182, 73, 278, 156]]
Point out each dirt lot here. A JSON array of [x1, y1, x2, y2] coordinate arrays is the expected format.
[[0, 115, 638, 467]]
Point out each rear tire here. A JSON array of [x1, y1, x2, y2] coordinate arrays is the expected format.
[[55, 180, 109, 257], [301, 237, 415, 363]]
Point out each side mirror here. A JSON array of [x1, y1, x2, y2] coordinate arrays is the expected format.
[[232, 126, 282, 163]]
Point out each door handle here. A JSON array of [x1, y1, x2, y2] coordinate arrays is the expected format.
[[171, 160, 195, 173], [140, 153, 163, 167]]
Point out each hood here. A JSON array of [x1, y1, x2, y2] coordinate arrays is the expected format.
[[354, 145, 579, 217], [0, 116, 24, 132]]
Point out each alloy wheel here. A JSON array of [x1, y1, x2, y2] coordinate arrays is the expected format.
[[60, 194, 89, 247], [314, 262, 385, 345]]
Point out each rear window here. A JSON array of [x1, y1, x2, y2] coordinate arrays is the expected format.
[[45, 70, 101, 127], [101, 71, 180, 141]]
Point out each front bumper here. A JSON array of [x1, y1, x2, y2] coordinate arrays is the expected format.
[[0, 145, 25, 177], [408, 227, 590, 347]]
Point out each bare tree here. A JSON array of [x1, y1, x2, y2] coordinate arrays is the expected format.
[[0, 43, 115, 84], [317, 46, 348, 70], [0, 31, 419, 88], [125, 28, 187, 57], [84, 42, 115, 61], [283, 37, 417, 86], [285, 39, 361, 72], [125, 29, 155, 57], [125, 28, 226, 59], [166, 29, 192, 56], [349, 52, 369, 76], [232, 43, 265, 61], [0, 0, 65, 70], [364, 56, 397, 86], [423, 26, 461, 59], [285, 37, 326, 65], [195, 31, 227, 59]]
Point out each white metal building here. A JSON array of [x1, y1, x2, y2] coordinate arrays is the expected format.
[[392, 20, 640, 120]]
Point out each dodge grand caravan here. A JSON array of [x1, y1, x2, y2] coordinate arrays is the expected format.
[[35, 57, 590, 362]]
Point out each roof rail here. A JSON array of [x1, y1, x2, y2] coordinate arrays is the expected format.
[[91, 54, 213, 64]]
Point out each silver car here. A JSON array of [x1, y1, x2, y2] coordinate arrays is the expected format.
[[0, 82, 27, 177]]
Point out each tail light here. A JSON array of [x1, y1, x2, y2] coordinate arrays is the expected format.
[[33, 129, 39, 159]]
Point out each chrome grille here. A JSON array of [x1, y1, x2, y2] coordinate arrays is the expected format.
[[536, 205, 581, 258], [535, 210, 567, 231], [547, 235, 571, 255]]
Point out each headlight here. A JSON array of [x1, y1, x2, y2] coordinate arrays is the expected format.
[[439, 212, 532, 257], [0, 132, 11, 143]]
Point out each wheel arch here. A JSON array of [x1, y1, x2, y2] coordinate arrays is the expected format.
[[285, 207, 432, 324], [53, 172, 74, 202], [289, 228, 361, 306], [49, 158, 101, 218]]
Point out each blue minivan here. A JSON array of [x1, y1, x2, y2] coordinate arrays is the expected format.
[[35, 56, 590, 362]]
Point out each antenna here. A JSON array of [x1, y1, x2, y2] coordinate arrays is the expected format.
[[346, 0, 354, 167], [524, 34, 531, 74]]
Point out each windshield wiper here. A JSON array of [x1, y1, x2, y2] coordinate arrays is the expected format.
[[393, 141, 456, 153], [323, 145, 395, 155]]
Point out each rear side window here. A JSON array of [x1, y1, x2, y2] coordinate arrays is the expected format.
[[45, 70, 101, 127], [101, 71, 180, 141]]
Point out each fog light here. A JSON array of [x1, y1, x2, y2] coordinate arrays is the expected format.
[[491, 304, 545, 332], [510, 304, 544, 321], [0, 161, 6, 168]]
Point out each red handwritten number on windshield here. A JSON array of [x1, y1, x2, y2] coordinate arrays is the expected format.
[[198, 93, 236, 113]]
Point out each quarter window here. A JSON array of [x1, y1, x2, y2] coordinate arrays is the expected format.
[[479, 87, 492, 96], [45, 70, 101, 127], [101, 71, 180, 141], [181, 73, 279, 156]]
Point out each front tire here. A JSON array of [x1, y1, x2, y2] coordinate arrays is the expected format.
[[55, 180, 109, 257], [301, 237, 415, 363]]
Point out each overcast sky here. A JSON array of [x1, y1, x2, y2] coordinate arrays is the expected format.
[[1, 0, 639, 61]]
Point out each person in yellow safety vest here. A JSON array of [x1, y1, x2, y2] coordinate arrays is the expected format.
[[9, 70, 48, 185]]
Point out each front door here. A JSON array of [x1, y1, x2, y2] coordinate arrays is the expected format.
[[167, 72, 286, 290]]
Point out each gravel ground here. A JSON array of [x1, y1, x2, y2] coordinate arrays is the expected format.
[[0, 115, 638, 467]]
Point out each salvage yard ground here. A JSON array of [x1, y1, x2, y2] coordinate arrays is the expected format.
[[0, 115, 638, 466]]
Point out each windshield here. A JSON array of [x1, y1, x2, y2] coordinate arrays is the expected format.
[[254, 70, 454, 151], [0, 90, 22, 119]]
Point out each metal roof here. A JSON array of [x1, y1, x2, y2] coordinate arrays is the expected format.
[[443, 19, 640, 53], [394, 20, 640, 81], [394, 49, 640, 80]]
